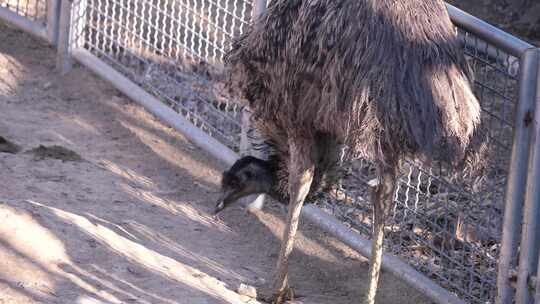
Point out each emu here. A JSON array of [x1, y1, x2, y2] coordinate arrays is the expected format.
[[215, 0, 481, 303]]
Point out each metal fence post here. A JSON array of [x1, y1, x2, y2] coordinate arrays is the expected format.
[[56, 0, 73, 74], [516, 48, 540, 304], [534, 53, 540, 304], [46, 0, 60, 45], [56, 0, 86, 74], [515, 48, 540, 304], [497, 48, 540, 304]]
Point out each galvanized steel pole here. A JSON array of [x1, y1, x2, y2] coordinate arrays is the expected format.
[[56, 0, 73, 74], [46, 0, 60, 45], [497, 48, 539, 304], [447, 4, 533, 58], [515, 49, 540, 304], [534, 49, 540, 303], [516, 49, 540, 303]]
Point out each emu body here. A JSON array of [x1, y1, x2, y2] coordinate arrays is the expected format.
[[216, 0, 481, 303]]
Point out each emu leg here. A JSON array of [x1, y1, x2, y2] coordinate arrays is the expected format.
[[271, 138, 315, 304], [365, 166, 397, 304]]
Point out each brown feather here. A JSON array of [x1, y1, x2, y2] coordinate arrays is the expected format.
[[225, 0, 481, 198]]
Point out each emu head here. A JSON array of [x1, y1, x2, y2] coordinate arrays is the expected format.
[[214, 156, 275, 214]]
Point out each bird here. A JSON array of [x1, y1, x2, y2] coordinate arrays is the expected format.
[[214, 0, 481, 303]]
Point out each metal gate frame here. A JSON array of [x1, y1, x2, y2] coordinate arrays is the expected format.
[[448, 6, 540, 303], [54, 1, 540, 303], [446, 5, 540, 304], [0, 0, 60, 45], [0, 0, 534, 303], [494, 48, 539, 303]]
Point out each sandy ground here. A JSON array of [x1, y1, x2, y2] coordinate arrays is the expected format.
[[0, 22, 433, 304]]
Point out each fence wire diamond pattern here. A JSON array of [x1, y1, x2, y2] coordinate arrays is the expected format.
[[69, 1, 521, 303]]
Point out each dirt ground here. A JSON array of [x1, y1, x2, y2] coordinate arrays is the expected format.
[[0, 22, 434, 304]]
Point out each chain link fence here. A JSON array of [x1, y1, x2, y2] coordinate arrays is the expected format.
[[64, 1, 535, 303], [314, 29, 521, 303], [0, 0, 46, 21], [1, 0, 538, 303], [0, 0, 58, 44], [70, 0, 250, 152]]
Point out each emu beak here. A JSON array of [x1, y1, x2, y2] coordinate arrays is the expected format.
[[214, 200, 226, 215], [213, 188, 239, 215], [214, 202, 225, 214]]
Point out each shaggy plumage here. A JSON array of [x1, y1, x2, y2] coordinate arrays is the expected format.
[[226, 0, 480, 173], [221, 0, 481, 302]]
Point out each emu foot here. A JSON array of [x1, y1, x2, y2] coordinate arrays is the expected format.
[[257, 286, 295, 304]]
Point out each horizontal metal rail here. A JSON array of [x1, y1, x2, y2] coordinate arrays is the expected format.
[[71, 48, 240, 165], [516, 48, 540, 304], [447, 4, 534, 58], [0, 5, 48, 42], [535, 51, 540, 303], [301, 204, 465, 304], [46, 0, 59, 45]]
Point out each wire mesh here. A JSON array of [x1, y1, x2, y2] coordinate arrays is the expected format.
[[316, 28, 519, 303], [69, 1, 522, 303], [70, 0, 254, 152], [0, 0, 47, 23]]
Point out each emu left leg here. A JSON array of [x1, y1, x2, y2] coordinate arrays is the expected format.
[[365, 165, 397, 304], [271, 137, 315, 304]]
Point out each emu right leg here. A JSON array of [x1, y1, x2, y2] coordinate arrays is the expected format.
[[365, 165, 397, 304], [271, 137, 315, 304]]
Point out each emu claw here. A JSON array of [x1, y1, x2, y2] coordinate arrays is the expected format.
[[258, 287, 295, 304]]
